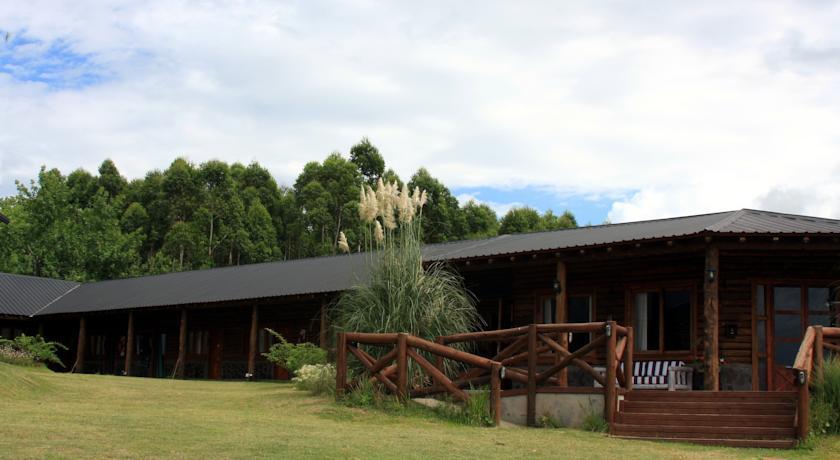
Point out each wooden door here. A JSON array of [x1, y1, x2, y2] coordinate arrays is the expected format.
[[208, 329, 224, 380]]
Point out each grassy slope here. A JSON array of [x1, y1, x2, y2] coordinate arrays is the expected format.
[[1, 362, 839, 459]]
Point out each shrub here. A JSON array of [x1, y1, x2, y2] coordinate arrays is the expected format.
[[537, 412, 564, 429], [811, 355, 840, 436], [432, 389, 493, 427], [581, 411, 609, 433], [332, 181, 484, 382], [262, 328, 327, 374], [0, 346, 40, 366], [292, 364, 336, 396], [0, 334, 67, 367]]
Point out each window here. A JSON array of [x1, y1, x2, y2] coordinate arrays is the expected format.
[[568, 295, 593, 352], [542, 297, 556, 324], [632, 288, 692, 353], [187, 331, 209, 355], [88, 335, 107, 357]]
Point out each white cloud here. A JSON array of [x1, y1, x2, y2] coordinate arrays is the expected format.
[[2, 1, 840, 222], [455, 192, 521, 218]]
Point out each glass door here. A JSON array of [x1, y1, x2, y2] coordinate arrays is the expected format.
[[771, 286, 801, 391]]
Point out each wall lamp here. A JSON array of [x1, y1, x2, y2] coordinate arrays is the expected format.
[[552, 278, 562, 294], [707, 268, 717, 283]]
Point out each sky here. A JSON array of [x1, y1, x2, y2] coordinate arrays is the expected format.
[[2, 1, 840, 224]]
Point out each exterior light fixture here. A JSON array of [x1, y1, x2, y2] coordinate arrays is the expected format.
[[552, 278, 562, 294], [797, 370, 807, 386], [707, 268, 716, 283], [605, 323, 612, 337]]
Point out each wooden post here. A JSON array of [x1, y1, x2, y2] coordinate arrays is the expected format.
[[175, 308, 187, 379], [624, 326, 634, 392], [797, 370, 809, 439], [703, 244, 720, 391], [815, 325, 824, 384], [124, 311, 135, 376], [319, 300, 328, 349], [72, 316, 86, 373], [396, 333, 408, 400], [605, 321, 617, 425], [490, 362, 502, 427], [527, 324, 538, 427], [247, 305, 259, 379], [555, 261, 568, 387], [336, 332, 347, 399]]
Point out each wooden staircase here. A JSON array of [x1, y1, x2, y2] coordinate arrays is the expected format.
[[611, 390, 798, 449]]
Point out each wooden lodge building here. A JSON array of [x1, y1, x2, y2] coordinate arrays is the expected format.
[[2, 208, 840, 393]]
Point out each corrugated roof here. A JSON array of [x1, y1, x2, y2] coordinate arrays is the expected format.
[[0, 273, 80, 317], [24, 208, 840, 316]]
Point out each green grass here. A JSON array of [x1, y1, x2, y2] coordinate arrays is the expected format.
[[2, 362, 839, 459]]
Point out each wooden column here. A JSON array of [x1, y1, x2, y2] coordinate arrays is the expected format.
[[247, 305, 259, 379], [72, 316, 86, 373], [124, 311, 135, 376], [319, 300, 328, 349], [174, 308, 187, 379], [555, 260, 568, 387], [624, 326, 634, 392], [335, 332, 347, 399], [797, 369, 809, 439], [490, 362, 502, 427], [703, 245, 720, 391], [605, 321, 617, 425], [396, 333, 408, 400], [526, 324, 538, 427]]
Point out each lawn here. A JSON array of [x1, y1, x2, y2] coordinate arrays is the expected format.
[[2, 363, 839, 459]]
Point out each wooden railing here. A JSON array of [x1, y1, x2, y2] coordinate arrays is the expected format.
[[791, 325, 840, 439], [335, 321, 633, 427]]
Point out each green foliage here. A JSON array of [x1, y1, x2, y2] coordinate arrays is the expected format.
[[408, 168, 466, 243], [461, 200, 498, 239], [292, 364, 336, 396], [581, 411, 609, 433], [499, 206, 577, 235], [433, 390, 493, 427], [261, 329, 327, 374], [0, 334, 68, 367], [349, 137, 385, 185], [811, 356, 840, 437], [537, 412, 564, 429]]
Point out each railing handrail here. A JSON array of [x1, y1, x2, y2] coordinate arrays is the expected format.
[[790, 325, 840, 440]]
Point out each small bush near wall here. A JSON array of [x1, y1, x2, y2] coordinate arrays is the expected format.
[[293, 364, 336, 396], [262, 328, 327, 375], [811, 356, 840, 436], [0, 334, 67, 367]]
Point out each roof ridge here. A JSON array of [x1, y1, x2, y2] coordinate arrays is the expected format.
[[704, 209, 746, 232], [30, 283, 81, 317]]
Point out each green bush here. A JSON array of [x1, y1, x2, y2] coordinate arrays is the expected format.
[[0, 334, 67, 367], [292, 364, 336, 396], [811, 355, 840, 436], [537, 412, 564, 429], [261, 328, 327, 374], [581, 411, 609, 433]]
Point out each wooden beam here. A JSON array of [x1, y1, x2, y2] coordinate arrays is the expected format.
[[815, 326, 824, 383], [703, 245, 720, 391], [247, 305, 259, 379], [624, 326, 634, 391], [555, 260, 568, 387], [605, 321, 617, 424], [319, 300, 328, 349], [174, 308, 188, 379], [124, 311, 135, 376], [490, 362, 502, 427], [72, 316, 86, 373]]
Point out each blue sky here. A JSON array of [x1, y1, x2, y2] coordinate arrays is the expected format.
[[2, 1, 840, 223]]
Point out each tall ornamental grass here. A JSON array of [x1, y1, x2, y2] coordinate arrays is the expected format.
[[331, 179, 483, 379], [811, 355, 840, 436]]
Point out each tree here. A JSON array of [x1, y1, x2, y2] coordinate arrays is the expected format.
[[499, 207, 542, 234], [541, 209, 577, 231], [461, 200, 498, 238], [407, 168, 466, 243], [243, 200, 278, 263], [349, 137, 385, 185], [97, 159, 127, 199], [66, 169, 99, 208]]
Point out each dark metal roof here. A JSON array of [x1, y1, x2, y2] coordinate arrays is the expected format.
[[0, 273, 80, 317], [27, 209, 840, 316]]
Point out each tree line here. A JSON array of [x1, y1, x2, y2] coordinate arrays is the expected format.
[[0, 138, 577, 281]]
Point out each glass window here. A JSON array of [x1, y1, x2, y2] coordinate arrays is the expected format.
[[758, 358, 767, 391], [774, 287, 801, 310], [808, 288, 830, 311], [774, 341, 799, 365], [663, 291, 691, 350], [774, 314, 801, 339], [543, 297, 556, 324], [755, 285, 765, 315], [810, 314, 831, 327], [568, 296, 592, 352], [757, 319, 766, 353], [634, 292, 660, 351]]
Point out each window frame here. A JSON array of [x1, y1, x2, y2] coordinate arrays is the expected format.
[[625, 283, 697, 357]]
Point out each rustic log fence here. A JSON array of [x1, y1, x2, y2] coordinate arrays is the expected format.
[[791, 325, 840, 439], [335, 321, 632, 427]]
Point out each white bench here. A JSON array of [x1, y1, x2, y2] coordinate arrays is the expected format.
[[594, 360, 693, 391]]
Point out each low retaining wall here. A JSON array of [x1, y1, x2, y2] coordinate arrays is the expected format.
[[500, 393, 605, 427]]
